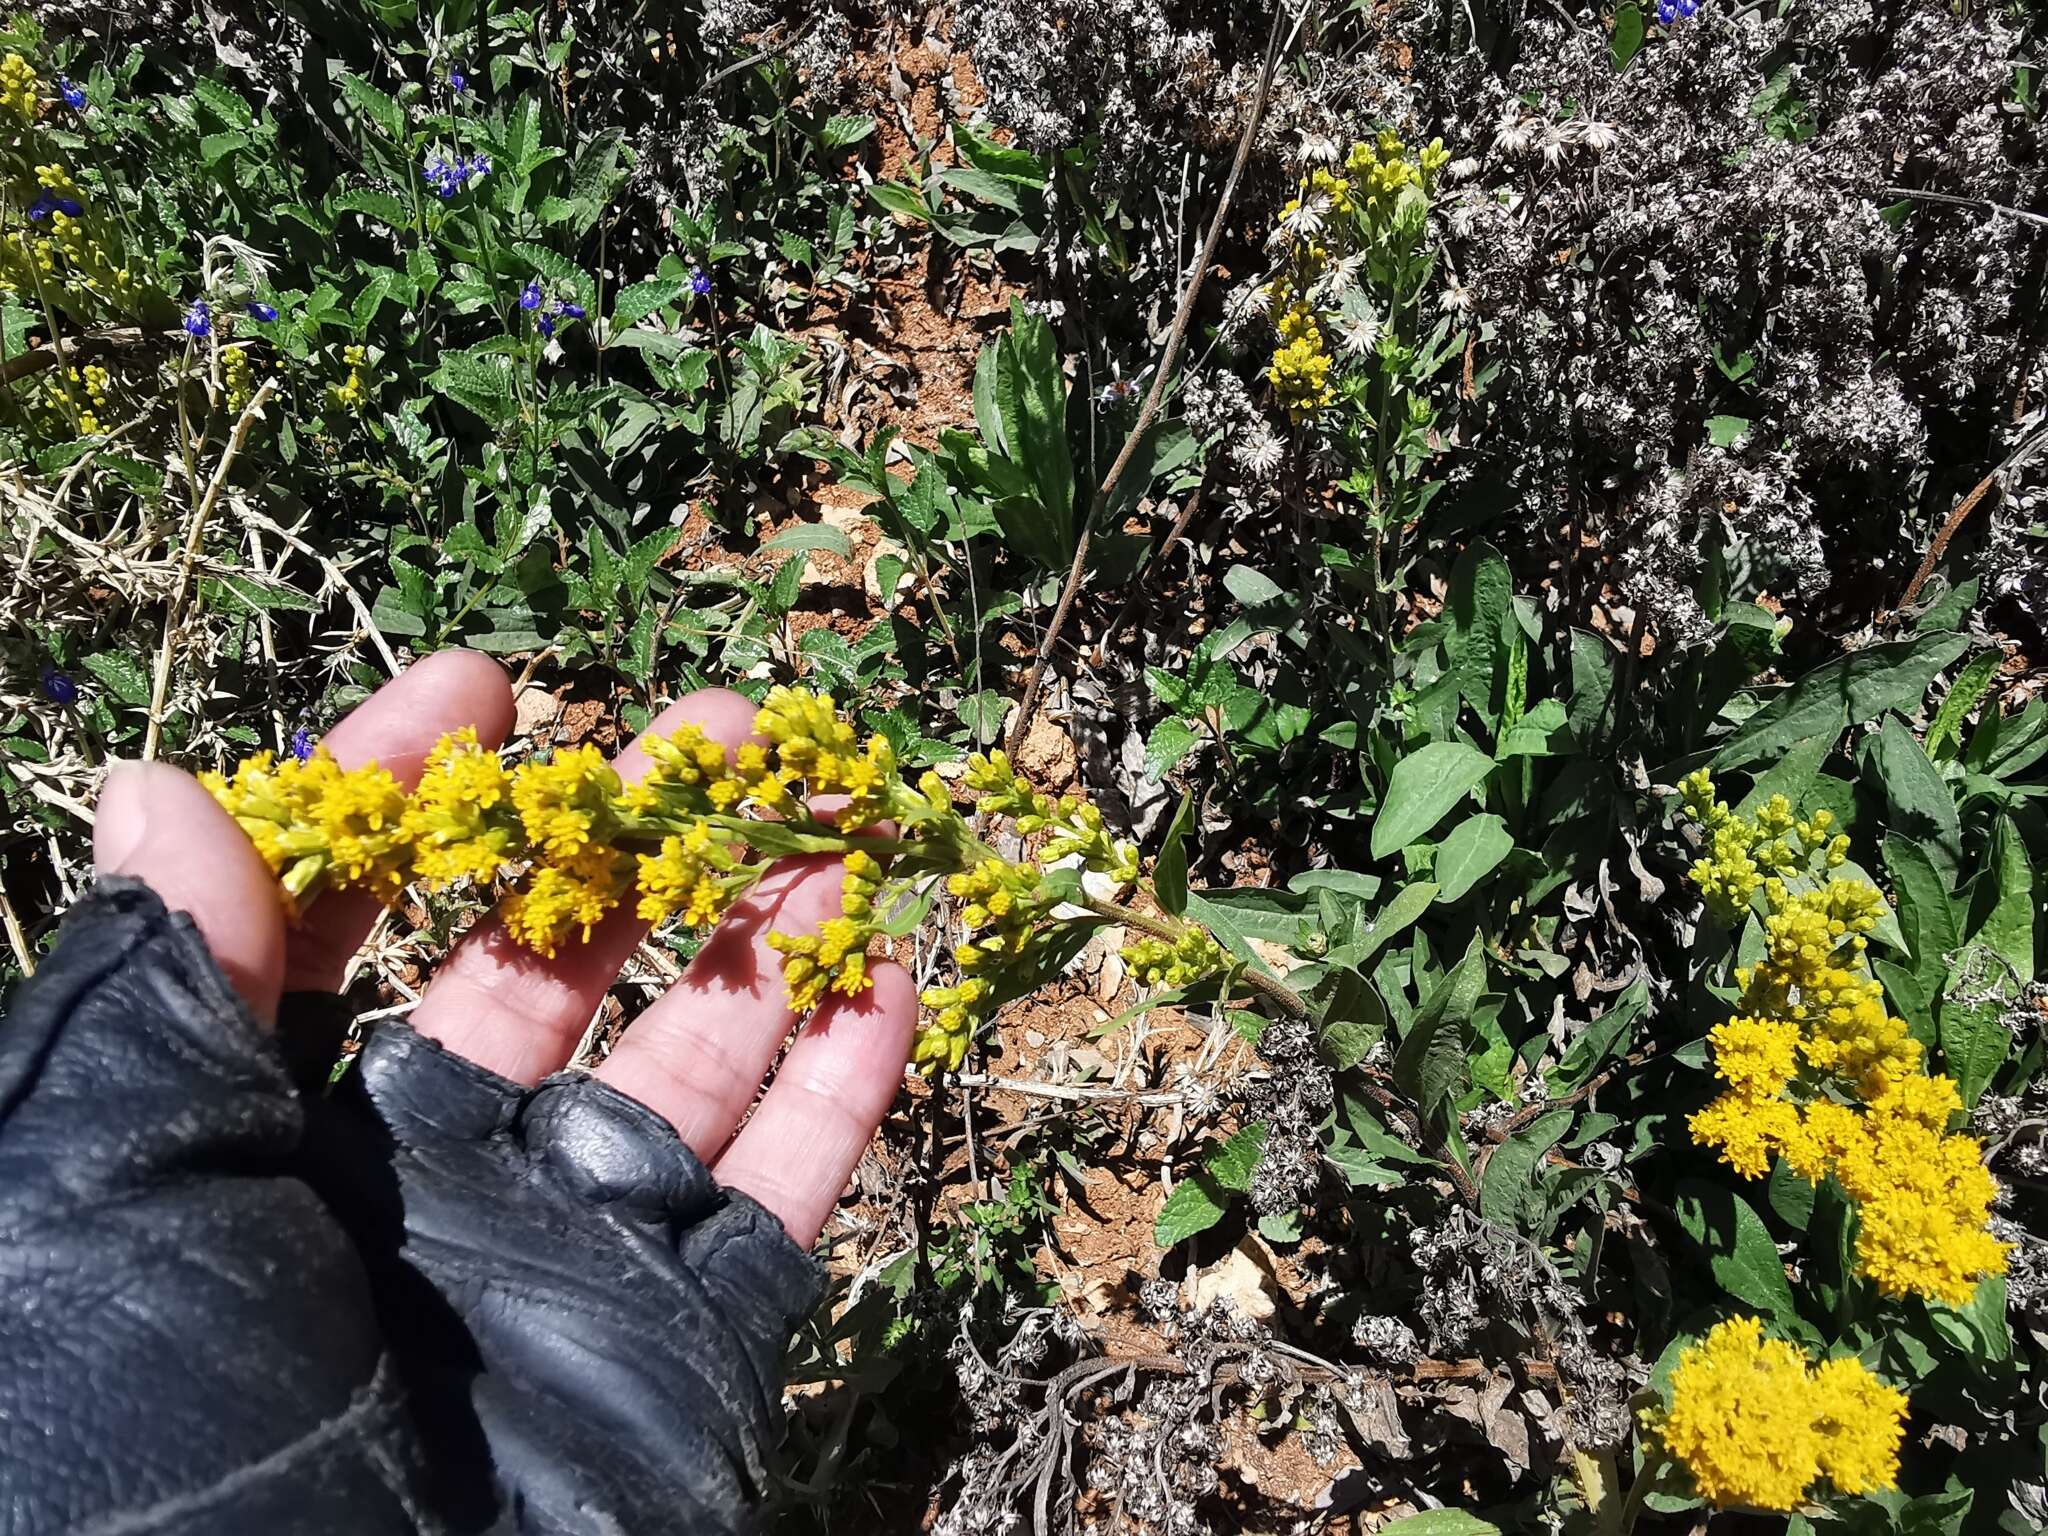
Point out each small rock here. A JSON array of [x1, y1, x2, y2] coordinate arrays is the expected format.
[[514, 685, 562, 740], [1012, 711, 1079, 793], [1186, 1240, 1278, 1323]]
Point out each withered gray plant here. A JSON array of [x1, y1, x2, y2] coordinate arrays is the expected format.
[[1402, 0, 2047, 644]]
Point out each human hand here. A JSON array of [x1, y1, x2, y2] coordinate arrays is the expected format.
[[92, 650, 914, 1246]]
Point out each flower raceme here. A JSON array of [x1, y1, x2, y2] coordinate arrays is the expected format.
[[1678, 771, 2006, 1306], [1658, 1316, 1907, 1510], [207, 690, 1186, 1073], [1264, 128, 1449, 418]]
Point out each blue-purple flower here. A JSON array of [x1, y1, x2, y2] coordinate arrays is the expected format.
[[290, 726, 316, 762], [449, 69, 466, 93], [58, 76, 84, 111], [518, 278, 543, 311], [689, 266, 712, 297], [1656, 0, 1699, 21], [183, 300, 212, 339], [247, 300, 278, 323], [421, 149, 490, 199], [39, 665, 77, 706], [27, 192, 52, 221]]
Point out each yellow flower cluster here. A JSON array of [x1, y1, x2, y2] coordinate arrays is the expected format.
[[203, 748, 411, 908], [223, 344, 255, 414], [1268, 301, 1335, 416], [1679, 771, 1845, 922], [58, 362, 110, 433], [963, 749, 1140, 883], [402, 727, 517, 884], [0, 53, 41, 122], [1263, 128, 1448, 420], [918, 855, 1050, 1071], [1122, 926, 1231, 990], [1660, 1316, 1906, 1510], [1343, 130, 1449, 227], [331, 344, 371, 411], [1680, 771, 2006, 1305]]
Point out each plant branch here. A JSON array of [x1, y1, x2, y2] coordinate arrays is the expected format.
[[1080, 892, 1313, 1020], [143, 377, 279, 760], [1003, 0, 1311, 756]]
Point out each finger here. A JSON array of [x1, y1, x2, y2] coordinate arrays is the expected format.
[[710, 962, 915, 1246], [283, 649, 517, 994], [409, 688, 760, 1084], [94, 761, 287, 1026], [592, 851, 858, 1158]]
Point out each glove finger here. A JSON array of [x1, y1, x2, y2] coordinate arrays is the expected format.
[[281, 649, 517, 995], [708, 960, 915, 1246], [590, 850, 853, 1159], [408, 688, 761, 1084]]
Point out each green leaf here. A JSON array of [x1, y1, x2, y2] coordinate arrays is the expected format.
[[1968, 816, 2034, 984], [1154, 793, 1193, 918], [1432, 814, 1513, 904], [338, 73, 405, 141], [1223, 564, 1286, 607], [193, 77, 256, 131], [80, 650, 150, 706], [1714, 634, 1968, 770], [1940, 942, 2016, 1108], [333, 188, 412, 231], [1610, 3, 1646, 71], [1371, 741, 1495, 860], [1144, 716, 1199, 780], [1479, 1108, 1575, 1227], [1393, 934, 1486, 1119], [1375, 1512, 1502, 1536], [1734, 733, 1836, 819], [1926, 650, 1999, 760], [1705, 414, 1751, 447], [1154, 1176, 1228, 1247], [512, 242, 595, 306], [760, 524, 853, 560], [1869, 716, 1962, 885], [1345, 882, 1439, 967], [609, 276, 687, 330], [1674, 1180, 1797, 1318], [428, 347, 518, 429], [994, 298, 1074, 564], [200, 130, 249, 166], [1882, 834, 1960, 981], [351, 271, 395, 335], [1184, 887, 1307, 972], [820, 113, 876, 147], [1445, 541, 1511, 726], [1207, 1122, 1269, 1193]]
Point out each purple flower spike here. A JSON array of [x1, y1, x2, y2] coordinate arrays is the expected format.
[[690, 267, 712, 296], [290, 726, 316, 762]]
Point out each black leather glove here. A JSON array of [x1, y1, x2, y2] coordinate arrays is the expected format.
[[0, 878, 821, 1535]]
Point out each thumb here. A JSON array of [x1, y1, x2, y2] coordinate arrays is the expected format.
[[95, 761, 286, 1027]]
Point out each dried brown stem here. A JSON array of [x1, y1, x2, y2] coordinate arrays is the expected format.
[[1003, 1, 1311, 755]]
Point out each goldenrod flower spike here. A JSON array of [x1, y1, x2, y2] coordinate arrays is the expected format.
[[1677, 771, 2007, 1306], [210, 690, 1166, 1076]]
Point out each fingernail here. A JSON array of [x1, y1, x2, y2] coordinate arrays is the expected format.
[[93, 760, 150, 872]]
